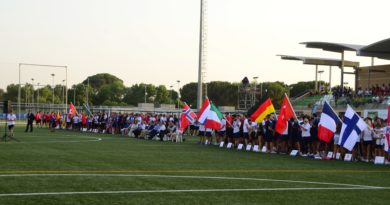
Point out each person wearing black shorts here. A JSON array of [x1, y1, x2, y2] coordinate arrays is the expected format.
[[310, 114, 320, 157], [300, 118, 312, 156], [242, 117, 251, 145], [232, 115, 242, 146], [289, 118, 301, 153], [198, 124, 205, 144], [264, 115, 276, 153], [226, 113, 233, 144], [25, 111, 35, 132], [277, 119, 290, 154], [216, 118, 226, 144]]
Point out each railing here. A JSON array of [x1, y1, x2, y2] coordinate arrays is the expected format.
[[0, 102, 184, 119]]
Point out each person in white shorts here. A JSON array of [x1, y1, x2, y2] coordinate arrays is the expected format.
[[7, 110, 17, 138]]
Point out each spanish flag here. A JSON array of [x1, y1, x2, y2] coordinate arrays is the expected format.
[[249, 98, 275, 123]]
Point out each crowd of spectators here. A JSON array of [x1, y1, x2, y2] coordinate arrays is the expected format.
[[30, 111, 184, 142]]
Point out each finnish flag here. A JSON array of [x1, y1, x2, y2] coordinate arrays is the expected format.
[[338, 106, 367, 151]]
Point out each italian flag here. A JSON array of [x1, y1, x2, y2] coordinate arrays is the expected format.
[[197, 98, 223, 131]]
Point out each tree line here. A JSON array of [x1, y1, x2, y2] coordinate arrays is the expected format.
[[0, 73, 327, 108]]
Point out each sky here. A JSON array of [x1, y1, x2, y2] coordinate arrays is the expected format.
[[0, 0, 389, 91]]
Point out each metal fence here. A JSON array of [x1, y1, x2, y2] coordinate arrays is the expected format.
[[0, 102, 183, 119]]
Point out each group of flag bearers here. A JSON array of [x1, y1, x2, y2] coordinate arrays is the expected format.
[[180, 94, 390, 165]]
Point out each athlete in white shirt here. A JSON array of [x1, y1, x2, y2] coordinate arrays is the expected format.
[[7, 111, 17, 137]]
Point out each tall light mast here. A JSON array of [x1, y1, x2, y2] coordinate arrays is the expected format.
[[197, 0, 207, 110]]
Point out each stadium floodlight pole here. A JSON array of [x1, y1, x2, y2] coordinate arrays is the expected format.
[[144, 84, 147, 103], [37, 83, 40, 104], [65, 66, 68, 110], [253, 76, 258, 101], [170, 85, 173, 103], [18, 64, 21, 119], [197, 0, 205, 111], [177, 80, 180, 109], [62, 80, 66, 110], [260, 82, 263, 99], [86, 77, 89, 106], [25, 82, 28, 105], [31, 78, 34, 105], [51, 73, 55, 106]]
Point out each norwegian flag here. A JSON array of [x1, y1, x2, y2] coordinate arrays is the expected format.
[[180, 103, 197, 131]]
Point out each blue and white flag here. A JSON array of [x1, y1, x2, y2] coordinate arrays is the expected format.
[[338, 106, 367, 151]]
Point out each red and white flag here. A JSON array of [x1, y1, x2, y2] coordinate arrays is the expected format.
[[197, 98, 223, 130], [180, 103, 197, 131], [275, 95, 296, 135], [69, 102, 77, 116]]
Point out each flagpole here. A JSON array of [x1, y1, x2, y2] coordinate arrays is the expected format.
[[326, 101, 342, 123], [210, 100, 232, 127], [346, 104, 373, 131], [223, 115, 233, 127], [284, 93, 297, 119]]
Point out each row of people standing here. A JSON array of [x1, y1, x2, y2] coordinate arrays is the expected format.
[[189, 113, 389, 163]]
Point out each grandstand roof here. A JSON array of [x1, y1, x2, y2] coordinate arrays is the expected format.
[[277, 55, 359, 67], [300, 42, 364, 53], [358, 38, 390, 60]]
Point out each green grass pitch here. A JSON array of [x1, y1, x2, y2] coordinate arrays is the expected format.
[[0, 126, 389, 205]]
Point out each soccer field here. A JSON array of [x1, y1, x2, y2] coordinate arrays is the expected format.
[[0, 127, 389, 205]]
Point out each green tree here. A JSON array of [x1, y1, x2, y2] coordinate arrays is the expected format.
[[207, 81, 238, 106], [180, 83, 197, 107], [83, 73, 123, 90], [289, 81, 328, 97], [155, 85, 170, 105], [123, 84, 149, 106], [94, 81, 125, 106], [3, 84, 20, 102], [262, 82, 288, 108], [0, 88, 4, 101]]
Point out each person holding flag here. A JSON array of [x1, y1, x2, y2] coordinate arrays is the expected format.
[[180, 103, 197, 132], [338, 105, 367, 160], [178, 103, 197, 142], [385, 105, 390, 164], [275, 94, 296, 154], [69, 102, 78, 117], [197, 98, 224, 144]]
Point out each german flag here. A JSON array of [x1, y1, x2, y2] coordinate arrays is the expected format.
[[249, 98, 275, 123]]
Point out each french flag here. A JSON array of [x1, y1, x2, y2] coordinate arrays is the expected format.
[[318, 101, 341, 143]]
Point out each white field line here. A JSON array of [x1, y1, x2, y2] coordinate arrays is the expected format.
[[0, 187, 388, 197], [2, 137, 102, 144], [0, 174, 383, 189]]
